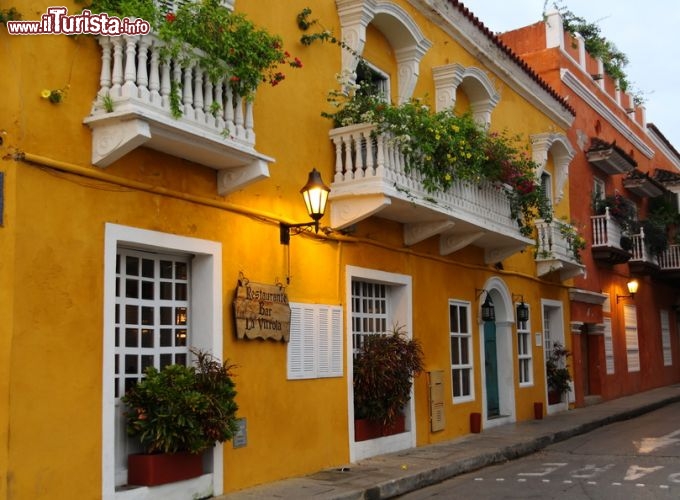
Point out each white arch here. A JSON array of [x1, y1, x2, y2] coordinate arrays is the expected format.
[[337, 0, 432, 103], [433, 64, 500, 125], [478, 276, 516, 429], [531, 133, 575, 204]]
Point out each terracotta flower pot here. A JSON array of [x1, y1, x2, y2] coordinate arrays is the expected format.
[[128, 452, 203, 486], [354, 414, 406, 442]]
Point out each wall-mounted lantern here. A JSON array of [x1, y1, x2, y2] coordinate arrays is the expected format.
[[476, 289, 495, 322], [616, 279, 639, 303], [513, 294, 529, 323], [280, 168, 330, 245]]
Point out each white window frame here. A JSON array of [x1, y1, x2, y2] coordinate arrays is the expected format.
[[346, 266, 413, 462], [449, 300, 474, 402], [623, 304, 640, 372], [603, 318, 615, 374], [103, 223, 223, 500], [287, 303, 343, 379], [661, 310, 672, 366], [356, 60, 390, 103], [516, 306, 533, 387]]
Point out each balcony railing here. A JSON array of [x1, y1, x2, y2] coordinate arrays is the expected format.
[[591, 208, 631, 264], [658, 244, 680, 271], [628, 228, 660, 274], [83, 33, 272, 195], [328, 123, 533, 263], [534, 219, 585, 280]]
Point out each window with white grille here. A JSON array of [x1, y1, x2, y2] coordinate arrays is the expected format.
[[103, 224, 222, 496], [115, 249, 190, 398], [287, 303, 343, 379], [661, 310, 672, 366], [351, 280, 389, 357], [450, 301, 474, 401], [517, 310, 532, 386], [603, 318, 615, 374], [624, 305, 640, 372]]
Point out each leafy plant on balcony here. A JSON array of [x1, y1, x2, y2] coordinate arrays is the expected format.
[[323, 76, 551, 236], [593, 194, 637, 231], [83, 0, 301, 117], [557, 218, 587, 263]]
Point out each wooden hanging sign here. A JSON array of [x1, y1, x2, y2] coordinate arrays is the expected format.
[[233, 278, 291, 341]]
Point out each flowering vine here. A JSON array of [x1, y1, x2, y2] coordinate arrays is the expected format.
[[84, 0, 302, 117], [324, 75, 552, 236]]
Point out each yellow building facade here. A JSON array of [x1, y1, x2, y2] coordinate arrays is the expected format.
[[1, 0, 581, 497]]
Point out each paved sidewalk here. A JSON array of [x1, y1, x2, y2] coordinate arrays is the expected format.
[[218, 385, 680, 499]]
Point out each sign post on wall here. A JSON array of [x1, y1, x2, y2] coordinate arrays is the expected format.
[[233, 276, 291, 341]]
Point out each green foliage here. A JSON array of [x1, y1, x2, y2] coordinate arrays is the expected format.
[[546, 1, 632, 92], [593, 194, 637, 232], [546, 342, 572, 396], [324, 78, 552, 236], [557, 218, 587, 263], [0, 7, 21, 24], [83, 0, 301, 117], [353, 327, 424, 426], [122, 349, 238, 454], [640, 219, 668, 256]]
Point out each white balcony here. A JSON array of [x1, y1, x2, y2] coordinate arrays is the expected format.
[[591, 208, 631, 264], [83, 34, 273, 195], [658, 244, 680, 274], [629, 228, 660, 274], [534, 219, 585, 280], [328, 123, 533, 263]]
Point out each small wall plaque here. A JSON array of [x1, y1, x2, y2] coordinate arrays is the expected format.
[[233, 418, 247, 448]]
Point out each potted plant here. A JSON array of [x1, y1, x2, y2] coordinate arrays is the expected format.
[[353, 326, 424, 441], [546, 342, 572, 405], [121, 349, 238, 486]]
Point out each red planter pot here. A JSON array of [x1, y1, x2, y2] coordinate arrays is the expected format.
[[548, 390, 562, 405], [128, 452, 203, 486], [354, 414, 406, 442]]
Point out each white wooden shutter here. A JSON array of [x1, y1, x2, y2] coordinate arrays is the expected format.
[[603, 318, 615, 374], [624, 305, 640, 372], [661, 310, 672, 366], [288, 303, 343, 379]]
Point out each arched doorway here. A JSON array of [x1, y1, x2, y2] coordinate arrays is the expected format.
[[479, 277, 516, 429]]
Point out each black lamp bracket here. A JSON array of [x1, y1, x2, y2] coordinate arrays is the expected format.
[[280, 221, 320, 245]]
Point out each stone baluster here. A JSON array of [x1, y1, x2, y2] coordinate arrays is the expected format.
[[225, 85, 236, 138], [194, 66, 204, 123], [148, 40, 161, 107], [110, 36, 124, 96], [244, 99, 255, 144], [183, 62, 195, 118], [122, 36, 138, 98], [136, 36, 150, 102]]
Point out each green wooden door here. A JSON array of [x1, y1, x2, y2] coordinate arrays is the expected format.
[[484, 321, 500, 418]]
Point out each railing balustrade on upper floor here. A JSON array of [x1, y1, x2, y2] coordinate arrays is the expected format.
[[534, 219, 585, 280], [91, 34, 254, 145], [658, 244, 680, 271], [84, 33, 273, 195], [327, 123, 534, 263], [590, 207, 631, 265], [629, 227, 659, 266]]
